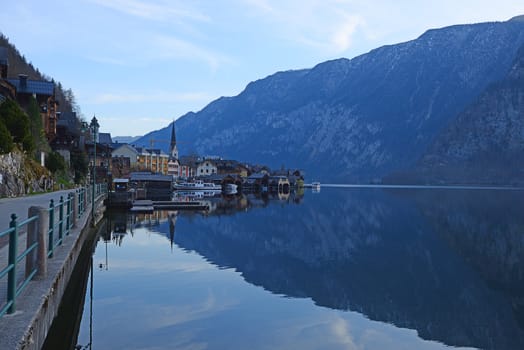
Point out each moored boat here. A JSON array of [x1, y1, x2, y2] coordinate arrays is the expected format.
[[174, 180, 221, 191]]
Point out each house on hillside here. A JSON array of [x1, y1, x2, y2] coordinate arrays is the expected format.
[[0, 47, 15, 103], [7, 74, 58, 141], [51, 111, 81, 164], [85, 132, 113, 183], [0, 79, 15, 104]]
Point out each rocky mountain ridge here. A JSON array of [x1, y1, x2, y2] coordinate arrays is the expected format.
[[137, 18, 524, 183], [403, 44, 524, 185]]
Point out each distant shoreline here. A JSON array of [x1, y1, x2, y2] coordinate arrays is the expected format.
[[321, 184, 524, 191]]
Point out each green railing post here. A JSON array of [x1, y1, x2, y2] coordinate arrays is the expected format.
[[58, 196, 64, 244], [66, 193, 71, 234], [7, 214, 18, 314], [77, 189, 82, 218], [48, 199, 54, 258]]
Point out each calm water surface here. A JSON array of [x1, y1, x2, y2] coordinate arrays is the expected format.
[[72, 187, 524, 350]]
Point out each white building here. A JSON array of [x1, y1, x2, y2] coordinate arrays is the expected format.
[[196, 159, 217, 177]]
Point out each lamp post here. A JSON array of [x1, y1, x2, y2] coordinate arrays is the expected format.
[[90, 116, 99, 225]]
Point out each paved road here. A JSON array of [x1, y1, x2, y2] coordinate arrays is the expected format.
[[0, 190, 77, 231]]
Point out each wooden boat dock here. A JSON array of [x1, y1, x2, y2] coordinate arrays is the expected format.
[[130, 200, 209, 212]]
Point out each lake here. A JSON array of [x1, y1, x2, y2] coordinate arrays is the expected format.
[[46, 186, 524, 350]]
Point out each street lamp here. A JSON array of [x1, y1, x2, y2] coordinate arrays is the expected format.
[[90, 116, 99, 225]]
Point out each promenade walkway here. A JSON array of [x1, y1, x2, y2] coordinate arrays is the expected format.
[[0, 188, 105, 350], [0, 190, 76, 232]]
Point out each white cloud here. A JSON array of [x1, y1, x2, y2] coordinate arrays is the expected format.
[[239, 0, 366, 54], [89, 0, 210, 23], [150, 35, 233, 70], [331, 13, 365, 52]]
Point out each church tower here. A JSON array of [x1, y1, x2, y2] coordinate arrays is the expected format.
[[169, 121, 179, 160]]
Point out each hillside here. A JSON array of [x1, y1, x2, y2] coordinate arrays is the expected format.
[[404, 44, 524, 185], [136, 18, 524, 183], [0, 33, 78, 114]]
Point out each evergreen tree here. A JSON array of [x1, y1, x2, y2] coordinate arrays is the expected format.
[[0, 120, 13, 153], [0, 99, 34, 153], [45, 151, 66, 173], [27, 96, 48, 157]]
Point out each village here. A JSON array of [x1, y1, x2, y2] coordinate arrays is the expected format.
[[108, 122, 313, 208]]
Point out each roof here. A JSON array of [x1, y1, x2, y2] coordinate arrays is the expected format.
[[113, 143, 139, 155], [98, 132, 113, 145], [130, 172, 172, 182], [147, 148, 166, 156], [7, 78, 54, 96], [57, 112, 77, 127], [248, 173, 268, 179]]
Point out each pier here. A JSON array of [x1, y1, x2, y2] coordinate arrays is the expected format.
[[0, 185, 107, 350], [130, 199, 209, 211]]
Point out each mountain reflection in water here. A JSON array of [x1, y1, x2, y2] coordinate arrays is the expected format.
[[102, 188, 524, 350]]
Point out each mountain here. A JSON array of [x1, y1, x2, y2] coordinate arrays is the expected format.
[[112, 135, 142, 144], [398, 44, 524, 185], [137, 18, 524, 183]]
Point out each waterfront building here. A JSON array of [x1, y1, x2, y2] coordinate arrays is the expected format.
[[196, 159, 218, 176], [135, 147, 169, 174]]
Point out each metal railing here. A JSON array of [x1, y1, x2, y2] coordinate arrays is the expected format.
[[0, 214, 39, 317], [47, 194, 75, 258], [0, 184, 107, 318]]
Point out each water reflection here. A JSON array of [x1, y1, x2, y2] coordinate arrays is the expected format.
[[87, 188, 524, 349]]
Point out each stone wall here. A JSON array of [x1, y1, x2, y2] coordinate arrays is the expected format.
[[0, 151, 51, 198]]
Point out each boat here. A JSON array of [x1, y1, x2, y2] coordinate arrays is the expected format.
[[174, 180, 222, 191], [311, 181, 321, 189], [224, 183, 238, 194]]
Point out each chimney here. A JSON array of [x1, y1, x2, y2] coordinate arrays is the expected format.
[[19, 74, 28, 89]]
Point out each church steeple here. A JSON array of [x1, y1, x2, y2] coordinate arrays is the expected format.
[[169, 121, 178, 160]]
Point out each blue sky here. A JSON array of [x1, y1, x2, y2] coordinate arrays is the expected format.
[[1, 0, 524, 137]]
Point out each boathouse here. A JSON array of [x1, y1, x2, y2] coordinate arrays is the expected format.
[[268, 176, 290, 193], [130, 172, 172, 200], [244, 173, 269, 192]]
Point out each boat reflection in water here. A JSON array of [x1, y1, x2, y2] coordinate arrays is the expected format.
[[75, 187, 524, 350]]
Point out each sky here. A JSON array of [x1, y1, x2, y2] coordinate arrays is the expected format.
[[1, 1, 524, 137]]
